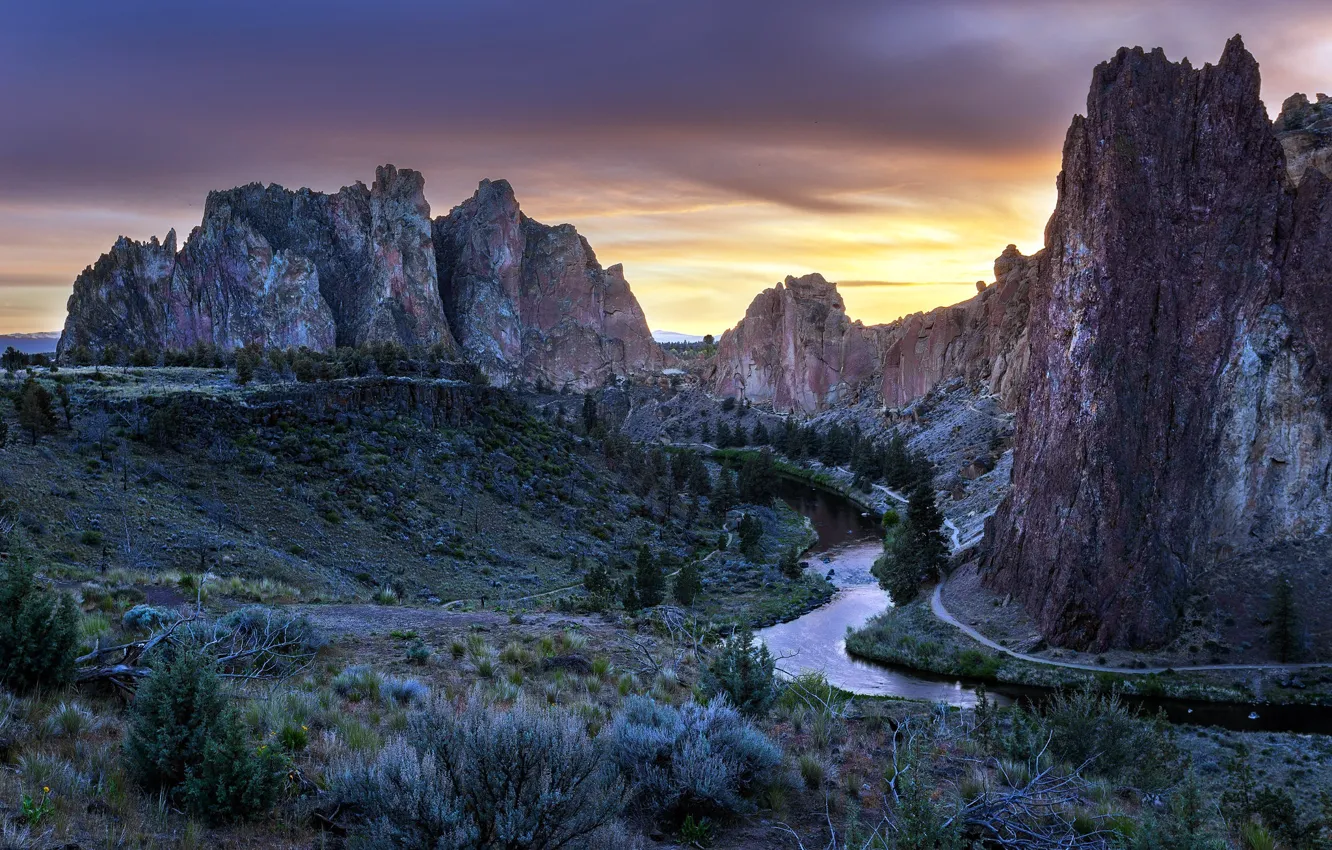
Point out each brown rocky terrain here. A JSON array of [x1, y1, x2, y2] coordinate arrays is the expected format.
[[982, 37, 1332, 651], [58, 169, 665, 390]]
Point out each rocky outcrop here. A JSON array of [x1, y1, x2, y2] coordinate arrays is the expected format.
[[433, 179, 668, 390], [981, 38, 1332, 650], [710, 250, 1035, 414], [59, 169, 668, 389], [201, 164, 449, 349], [1274, 93, 1332, 185], [710, 274, 880, 412], [876, 245, 1035, 410], [58, 232, 179, 356], [168, 210, 334, 351]]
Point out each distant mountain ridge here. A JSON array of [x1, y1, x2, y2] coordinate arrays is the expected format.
[[652, 330, 706, 344], [0, 332, 60, 355]]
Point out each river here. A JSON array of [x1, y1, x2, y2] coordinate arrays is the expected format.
[[758, 477, 1332, 734]]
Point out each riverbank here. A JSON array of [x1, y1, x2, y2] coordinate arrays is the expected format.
[[846, 594, 1332, 708]]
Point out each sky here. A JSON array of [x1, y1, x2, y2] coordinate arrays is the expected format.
[[3, 1, 1332, 336]]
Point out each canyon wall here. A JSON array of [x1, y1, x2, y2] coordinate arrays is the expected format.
[[710, 247, 1035, 414], [58, 169, 665, 390], [981, 37, 1332, 650], [433, 179, 669, 390]]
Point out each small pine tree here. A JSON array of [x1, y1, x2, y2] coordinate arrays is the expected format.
[[703, 625, 776, 718], [737, 448, 777, 505], [0, 416, 7, 449], [751, 421, 768, 446], [1268, 573, 1301, 663], [738, 514, 764, 560], [181, 706, 285, 823], [636, 545, 665, 608], [584, 562, 612, 597], [126, 646, 228, 792], [715, 421, 733, 449], [621, 576, 642, 613], [0, 562, 78, 691], [712, 469, 738, 519], [582, 393, 599, 435], [235, 352, 255, 385], [55, 383, 73, 428], [674, 560, 702, 605], [16, 380, 57, 444], [778, 547, 803, 580]]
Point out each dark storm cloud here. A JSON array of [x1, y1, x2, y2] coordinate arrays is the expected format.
[[0, 0, 1107, 206]]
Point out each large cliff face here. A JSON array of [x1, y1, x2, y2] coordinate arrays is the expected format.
[[981, 38, 1332, 650], [58, 169, 666, 389], [876, 245, 1036, 410], [711, 274, 880, 412], [710, 249, 1035, 414], [199, 164, 449, 349], [433, 179, 668, 390]]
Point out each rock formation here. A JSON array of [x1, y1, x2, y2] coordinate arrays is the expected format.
[[711, 274, 879, 411], [709, 249, 1035, 414], [876, 245, 1035, 410], [433, 179, 669, 389], [1274, 92, 1332, 185], [981, 37, 1332, 650], [58, 169, 666, 389], [199, 164, 449, 350]]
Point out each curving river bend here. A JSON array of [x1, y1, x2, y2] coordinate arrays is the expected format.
[[758, 478, 1332, 734]]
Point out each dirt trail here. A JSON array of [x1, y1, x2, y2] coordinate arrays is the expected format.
[[928, 583, 1329, 676]]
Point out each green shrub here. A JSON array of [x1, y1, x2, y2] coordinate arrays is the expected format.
[[333, 693, 624, 848], [0, 562, 79, 691], [122, 604, 175, 632], [405, 641, 431, 665], [702, 625, 775, 718]]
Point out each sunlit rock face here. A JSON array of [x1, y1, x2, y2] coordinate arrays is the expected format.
[[711, 274, 880, 412], [433, 179, 668, 390], [709, 252, 1035, 415], [1274, 92, 1332, 185], [876, 245, 1036, 410], [982, 38, 1332, 650]]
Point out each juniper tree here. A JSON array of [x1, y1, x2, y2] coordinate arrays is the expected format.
[[738, 514, 764, 560], [635, 545, 665, 608], [737, 448, 777, 505], [673, 560, 702, 605], [582, 392, 598, 435], [16, 380, 56, 444], [778, 547, 803, 580], [1269, 573, 1301, 663]]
